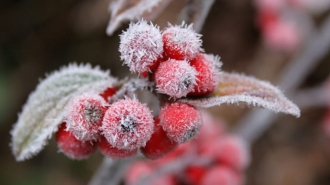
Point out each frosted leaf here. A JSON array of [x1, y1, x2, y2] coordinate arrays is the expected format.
[[181, 72, 300, 117], [107, 0, 171, 35], [11, 63, 118, 161]]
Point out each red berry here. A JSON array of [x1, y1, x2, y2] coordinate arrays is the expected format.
[[188, 54, 221, 96], [200, 166, 241, 185], [155, 59, 197, 98], [216, 136, 250, 170], [119, 20, 163, 73], [100, 87, 117, 102], [125, 162, 176, 185], [98, 136, 137, 159], [159, 103, 202, 143], [184, 165, 206, 185], [162, 23, 203, 60], [66, 93, 107, 141], [141, 117, 178, 159], [101, 98, 154, 150], [56, 123, 97, 160]]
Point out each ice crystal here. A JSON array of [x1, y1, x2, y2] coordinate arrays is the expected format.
[[119, 20, 163, 73], [101, 98, 154, 150], [11, 63, 117, 161], [180, 72, 300, 117]]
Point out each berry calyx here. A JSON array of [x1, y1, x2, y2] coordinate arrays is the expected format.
[[188, 54, 221, 96], [141, 117, 178, 159], [101, 98, 154, 150], [155, 59, 197, 98], [98, 136, 137, 159], [159, 103, 202, 143], [119, 20, 164, 73], [162, 23, 203, 60], [56, 123, 97, 160], [66, 93, 108, 141]]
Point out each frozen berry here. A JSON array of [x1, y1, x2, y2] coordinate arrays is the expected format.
[[98, 136, 137, 159], [184, 165, 206, 185], [66, 93, 107, 141], [119, 20, 163, 73], [155, 59, 197, 98], [100, 87, 117, 102], [216, 136, 250, 170], [141, 117, 178, 159], [159, 103, 202, 143], [200, 166, 240, 185], [125, 162, 176, 185], [101, 98, 154, 150], [56, 123, 96, 160], [162, 22, 203, 60], [188, 54, 221, 96]]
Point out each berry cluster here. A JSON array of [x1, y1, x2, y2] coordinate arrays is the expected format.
[[56, 89, 155, 159], [125, 111, 250, 185], [56, 20, 223, 161], [119, 20, 221, 98]]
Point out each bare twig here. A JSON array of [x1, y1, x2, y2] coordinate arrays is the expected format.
[[177, 0, 215, 33], [294, 85, 329, 109], [234, 13, 330, 145]]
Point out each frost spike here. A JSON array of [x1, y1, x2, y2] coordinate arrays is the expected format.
[[180, 72, 300, 117], [11, 63, 117, 161]]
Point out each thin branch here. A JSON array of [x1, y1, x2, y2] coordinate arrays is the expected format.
[[234, 13, 330, 145], [293, 85, 329, 109], [177, 0, 215, 33]]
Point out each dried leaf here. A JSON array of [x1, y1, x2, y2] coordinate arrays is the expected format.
[[180, 72, 300, 117], [107, 0, 172, 35], [11, 63, 117, 161]]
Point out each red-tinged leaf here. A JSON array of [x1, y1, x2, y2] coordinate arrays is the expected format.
[[180, 72, 300, 117], [107, 0, 172, 35]]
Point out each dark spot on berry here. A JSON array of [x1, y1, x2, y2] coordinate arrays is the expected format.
[[84, 105, 103, 124]]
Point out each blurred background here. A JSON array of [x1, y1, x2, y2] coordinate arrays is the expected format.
[[1, 0, 330, 184]]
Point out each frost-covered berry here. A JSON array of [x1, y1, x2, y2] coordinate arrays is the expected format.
[[200, 166, 241, 185], [125, 162, 176, 185], [155, 59, 197, 98], [162, 22, 203, 60], [66, 93, 108, 141], [98, 136, 137, 159], [101, 98, 154, 150], [216, 136, 250, 170], [184, 165, 206, 185], [56, 123, 97, 160], [188, 54, 221, 96], [141, 117, 178, 159], [100, 87, 117, 102], [159, 103, 202, 143], [119, 20, 164, 73]]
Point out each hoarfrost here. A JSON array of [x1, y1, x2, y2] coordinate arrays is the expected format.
[[11, 63, 117, 161], [119, 20, 163, 73], [181, 72, 300, 117]]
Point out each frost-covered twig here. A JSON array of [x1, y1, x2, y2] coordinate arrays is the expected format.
[[234, 13, 330, 145], [177, 0, 215, 33]]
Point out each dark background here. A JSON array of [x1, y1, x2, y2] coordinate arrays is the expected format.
[[1, 0, 330, 184]]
